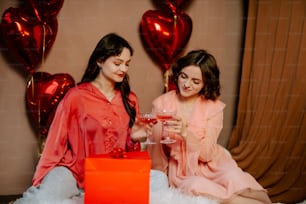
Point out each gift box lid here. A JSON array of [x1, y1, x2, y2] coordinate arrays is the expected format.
[[85, 151, 151, 172]]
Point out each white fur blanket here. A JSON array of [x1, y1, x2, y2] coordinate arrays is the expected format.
[[13, 170, 305, 204], [149, 170, 218, 204], [149, 170, 306, 204]]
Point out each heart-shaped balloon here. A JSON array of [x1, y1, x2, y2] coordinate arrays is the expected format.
[[140, 10, 192, 70], [26, 0, 64, 22], [1, 7, 58, 74], [26, 72, 75, 136]]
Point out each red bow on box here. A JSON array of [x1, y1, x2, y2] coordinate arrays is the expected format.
[[109, 148, 127, 158]]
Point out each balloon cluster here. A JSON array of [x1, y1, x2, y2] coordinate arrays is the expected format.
[[140, 0, 192, 91], [1, 0, 75, 154], [1, 0, 64, 73]]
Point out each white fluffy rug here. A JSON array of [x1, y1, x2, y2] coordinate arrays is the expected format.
[[149, 170, 306, 204], [149, 170, 218, 204], [12, 170, 305, 204]]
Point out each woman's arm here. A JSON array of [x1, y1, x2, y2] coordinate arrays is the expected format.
[[32, 98, 72, 186], [188, 111, 223, 162], [168, 110, 223, 163]]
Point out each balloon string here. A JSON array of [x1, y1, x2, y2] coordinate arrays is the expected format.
[[27, 76, 37, 105], [37, 73, 42, 156], [30, 75, 34, 102], [28, 75, 42, 156], [42, 23, 46, 66], [32, 23, 46, 156], [38, 96, 42, 156], [164, 70, 169, 92], [172, 14, 178, 58], [38, 24, 46, 156]]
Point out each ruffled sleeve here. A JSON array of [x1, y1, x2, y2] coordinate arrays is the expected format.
[[185, 100, 225, 163]]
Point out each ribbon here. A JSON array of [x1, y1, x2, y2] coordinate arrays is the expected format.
[[109, 148, 127, 158]]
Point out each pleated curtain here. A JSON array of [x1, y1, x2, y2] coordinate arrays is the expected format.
[[227, 0, 306, 203]]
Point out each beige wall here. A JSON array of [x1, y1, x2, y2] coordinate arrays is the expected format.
[[0, 0, 244, 195]]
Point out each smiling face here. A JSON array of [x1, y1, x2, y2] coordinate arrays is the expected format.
[[97, 47, 131, 83], [177, 65, 204, 99]]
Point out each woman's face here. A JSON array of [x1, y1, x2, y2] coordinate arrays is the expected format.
[[98, 47, 131, 83], [177, 65, 204, 99]]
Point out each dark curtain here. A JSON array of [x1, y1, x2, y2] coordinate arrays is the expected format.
[[228, 0, 306, 203]]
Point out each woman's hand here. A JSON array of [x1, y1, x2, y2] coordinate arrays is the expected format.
[[130, 116, 156, 141], [163, 115, 188, 140]]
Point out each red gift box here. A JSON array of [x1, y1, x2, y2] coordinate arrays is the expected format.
[[85, 151, 151, 204]]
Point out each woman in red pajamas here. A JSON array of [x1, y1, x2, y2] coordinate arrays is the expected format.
[[14, 33, 146, 204]]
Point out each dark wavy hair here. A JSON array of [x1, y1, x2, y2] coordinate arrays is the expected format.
[[172, 49, 221, 100], [79, 33, 136, 127]]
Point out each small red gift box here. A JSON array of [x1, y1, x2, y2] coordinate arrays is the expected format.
[[84, 151, 151, 204]]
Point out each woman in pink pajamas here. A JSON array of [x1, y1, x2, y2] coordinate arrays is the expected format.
[[149, 50, 272, 204]]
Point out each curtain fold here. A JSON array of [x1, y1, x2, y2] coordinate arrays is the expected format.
[[227, 0, 306, 203]]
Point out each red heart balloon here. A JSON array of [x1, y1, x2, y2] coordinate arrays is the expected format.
[[27, 0, 64, 22], [140, 10, 192, 70], [1, 7, 58, 74], [26, 72, 75, 136]]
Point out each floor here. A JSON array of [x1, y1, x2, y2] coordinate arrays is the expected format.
[[0, 195, 20, 204], [0, 194, 305, 204]]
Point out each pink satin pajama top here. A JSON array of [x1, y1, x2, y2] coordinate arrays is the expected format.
[[150, 91, 266, 202]]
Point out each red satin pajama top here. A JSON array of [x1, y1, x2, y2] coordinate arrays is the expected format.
[[32, 82, 139, 188]]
